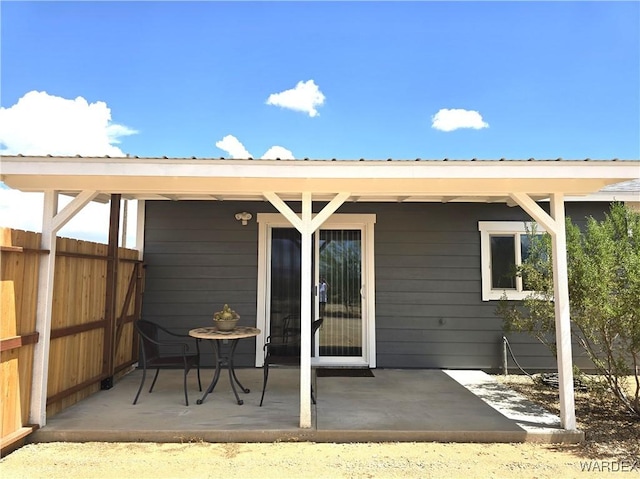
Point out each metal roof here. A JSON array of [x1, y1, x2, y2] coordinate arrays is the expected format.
[[1, 155, 638, 204], [6, 154, 637, 162], [600, 178, 640, 192]]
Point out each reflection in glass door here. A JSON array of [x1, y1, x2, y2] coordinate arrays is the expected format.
[[317, 229, 362, 358], [269, 228, 302, 358]]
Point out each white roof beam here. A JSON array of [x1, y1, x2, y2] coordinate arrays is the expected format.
[[509, 192, 559, 235]]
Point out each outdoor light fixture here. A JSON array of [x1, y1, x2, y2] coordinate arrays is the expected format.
[[235, 211, 252, 225]]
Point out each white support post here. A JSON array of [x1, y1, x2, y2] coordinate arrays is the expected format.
[[262, 191, 350, 428], [121, 199, 128, 248], [30, 190, 59, 427], [29, 189, 99, 427], [510, 192, 577, 430], [136, 200, 146, 261], [550, 193, 577, 430], [299, 192, 313, 428]]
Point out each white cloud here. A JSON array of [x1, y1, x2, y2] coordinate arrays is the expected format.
[[431, 108, 489, 132], [261, 146, 294, 160], [0, 91, 138, 244], [266, 80, 325, 117], [0, 90, 137, 156], [215, 134, 252, 159], [215, 135, 295, 160], [0, 187, 46, 234], [0, 184, 138, 245], [106, 124, 138, 145]]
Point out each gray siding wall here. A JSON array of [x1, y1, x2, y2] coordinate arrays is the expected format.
[[142, 201, 270, 367], [142, 199, 608, 371], [343, 201, 606, 371]]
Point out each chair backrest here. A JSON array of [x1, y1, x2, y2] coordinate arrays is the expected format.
[[312, 318, 324, 334], [267, 318, 325, 360], [311, 318, 324, 356], [135, 320, 160, 363]]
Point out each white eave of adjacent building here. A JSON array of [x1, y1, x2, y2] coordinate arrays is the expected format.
[[1, 155, 639, 203]]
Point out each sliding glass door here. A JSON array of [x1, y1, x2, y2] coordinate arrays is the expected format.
[[258, 213, 375, 367]]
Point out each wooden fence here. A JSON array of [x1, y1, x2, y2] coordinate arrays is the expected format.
[[1, 228, 144, 453]]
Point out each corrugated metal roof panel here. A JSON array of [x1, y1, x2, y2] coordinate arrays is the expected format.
[[601, 179, 640, 192], [10, 154, 635, 162]]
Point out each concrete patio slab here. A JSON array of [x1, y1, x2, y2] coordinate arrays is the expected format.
[[445, 370, 580, 443], [316, 370, 522, 439], [27, 368, 583, 444]]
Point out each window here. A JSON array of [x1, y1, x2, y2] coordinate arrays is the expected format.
[[478, 221, 546, 301]]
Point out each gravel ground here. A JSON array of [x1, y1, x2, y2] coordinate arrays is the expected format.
[[1, 375, 638, 479], [2, 440, 636, 479], [497, 374, 639, 460]]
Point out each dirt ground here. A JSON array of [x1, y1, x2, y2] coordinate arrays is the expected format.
[[1, 441, 634, 479], [1, 375, 638, 479]]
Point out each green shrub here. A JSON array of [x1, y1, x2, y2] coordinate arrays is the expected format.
[[498, 203, 640, 416]]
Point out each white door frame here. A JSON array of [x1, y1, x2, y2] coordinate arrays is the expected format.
[[312, 217, 376, 368], [255, 213, 377, 369]]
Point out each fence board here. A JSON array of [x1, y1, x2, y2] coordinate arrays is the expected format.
[[1, 227, 143, 447]]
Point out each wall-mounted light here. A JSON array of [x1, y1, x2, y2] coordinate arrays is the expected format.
[[235, 211, 253, 225]]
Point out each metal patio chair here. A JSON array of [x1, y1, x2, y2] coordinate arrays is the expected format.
[[260, 318, 324, 406], [133, 319, 202, 406]]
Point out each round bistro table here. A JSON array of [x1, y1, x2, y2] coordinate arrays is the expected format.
[[188, 326, 260, 405]]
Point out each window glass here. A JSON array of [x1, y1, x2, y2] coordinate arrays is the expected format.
[[490, 235, 516, 289], [521, 233, 546, 291], [521, 234, 532, 262], [521, 234, 546, 261]]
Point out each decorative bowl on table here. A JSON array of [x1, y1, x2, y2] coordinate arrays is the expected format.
[[213, 304, 240, 331]]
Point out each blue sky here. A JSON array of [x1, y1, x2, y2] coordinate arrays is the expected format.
[[1, 1, 639, 241]]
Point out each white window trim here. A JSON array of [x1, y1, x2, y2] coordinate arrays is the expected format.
[[478, 221, 546, 301]]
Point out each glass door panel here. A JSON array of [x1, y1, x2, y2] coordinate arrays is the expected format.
[[269, 228, 301, 357], [317, 229, 362, 358]]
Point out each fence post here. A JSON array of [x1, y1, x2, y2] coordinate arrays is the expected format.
[[102, 194, 121, 389], [502, 336, 508, 376]]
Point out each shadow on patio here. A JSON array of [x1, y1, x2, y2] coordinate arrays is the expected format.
[[28, 368, 583, 444]]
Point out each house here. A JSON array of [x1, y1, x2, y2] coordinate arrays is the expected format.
[[2, 155, 639, 430]]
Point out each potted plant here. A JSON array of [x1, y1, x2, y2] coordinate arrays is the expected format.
[[213, 304, 240, 331]]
